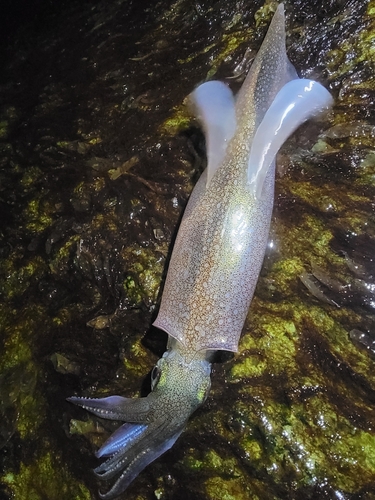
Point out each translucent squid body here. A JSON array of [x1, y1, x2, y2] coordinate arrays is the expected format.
[[68, 4, 333, 498]]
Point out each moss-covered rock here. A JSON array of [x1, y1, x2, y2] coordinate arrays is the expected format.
[[1, 0, 375, 499]]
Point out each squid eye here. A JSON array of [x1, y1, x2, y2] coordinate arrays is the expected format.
[[151, 366, 161, 389]]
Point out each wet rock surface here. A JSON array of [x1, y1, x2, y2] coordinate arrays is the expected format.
[[1, 0, 375, 499]]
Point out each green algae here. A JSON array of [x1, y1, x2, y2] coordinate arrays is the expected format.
[[261, 397, 373, 492], [122, 337, 155, 379], [205, 31, 254, 80], [121, 246, 165, 306], [3, 451, 91, 500], [0, 120, 9, 139], [49, 234, 80, 276], [1, 0, 375, 499], [223, 392, 375, 495], [205, 477, 251, 500], [0, 309, 31, 370], [254, 1, 280, 27], [177, 43, 217, 65], [23, 196, 54, 233], [0, 305, 47, 439], [326, 2, 375, 84], [0, 106, 18, 140], [158, 105, 191, 136], [20, 166, 43, 188], [0, 254, 47, 300]]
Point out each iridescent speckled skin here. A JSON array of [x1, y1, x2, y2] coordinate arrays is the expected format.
[[68, 5, 333, 498]]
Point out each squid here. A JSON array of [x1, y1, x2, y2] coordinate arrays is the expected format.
[[68, 4, 333, 498]]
